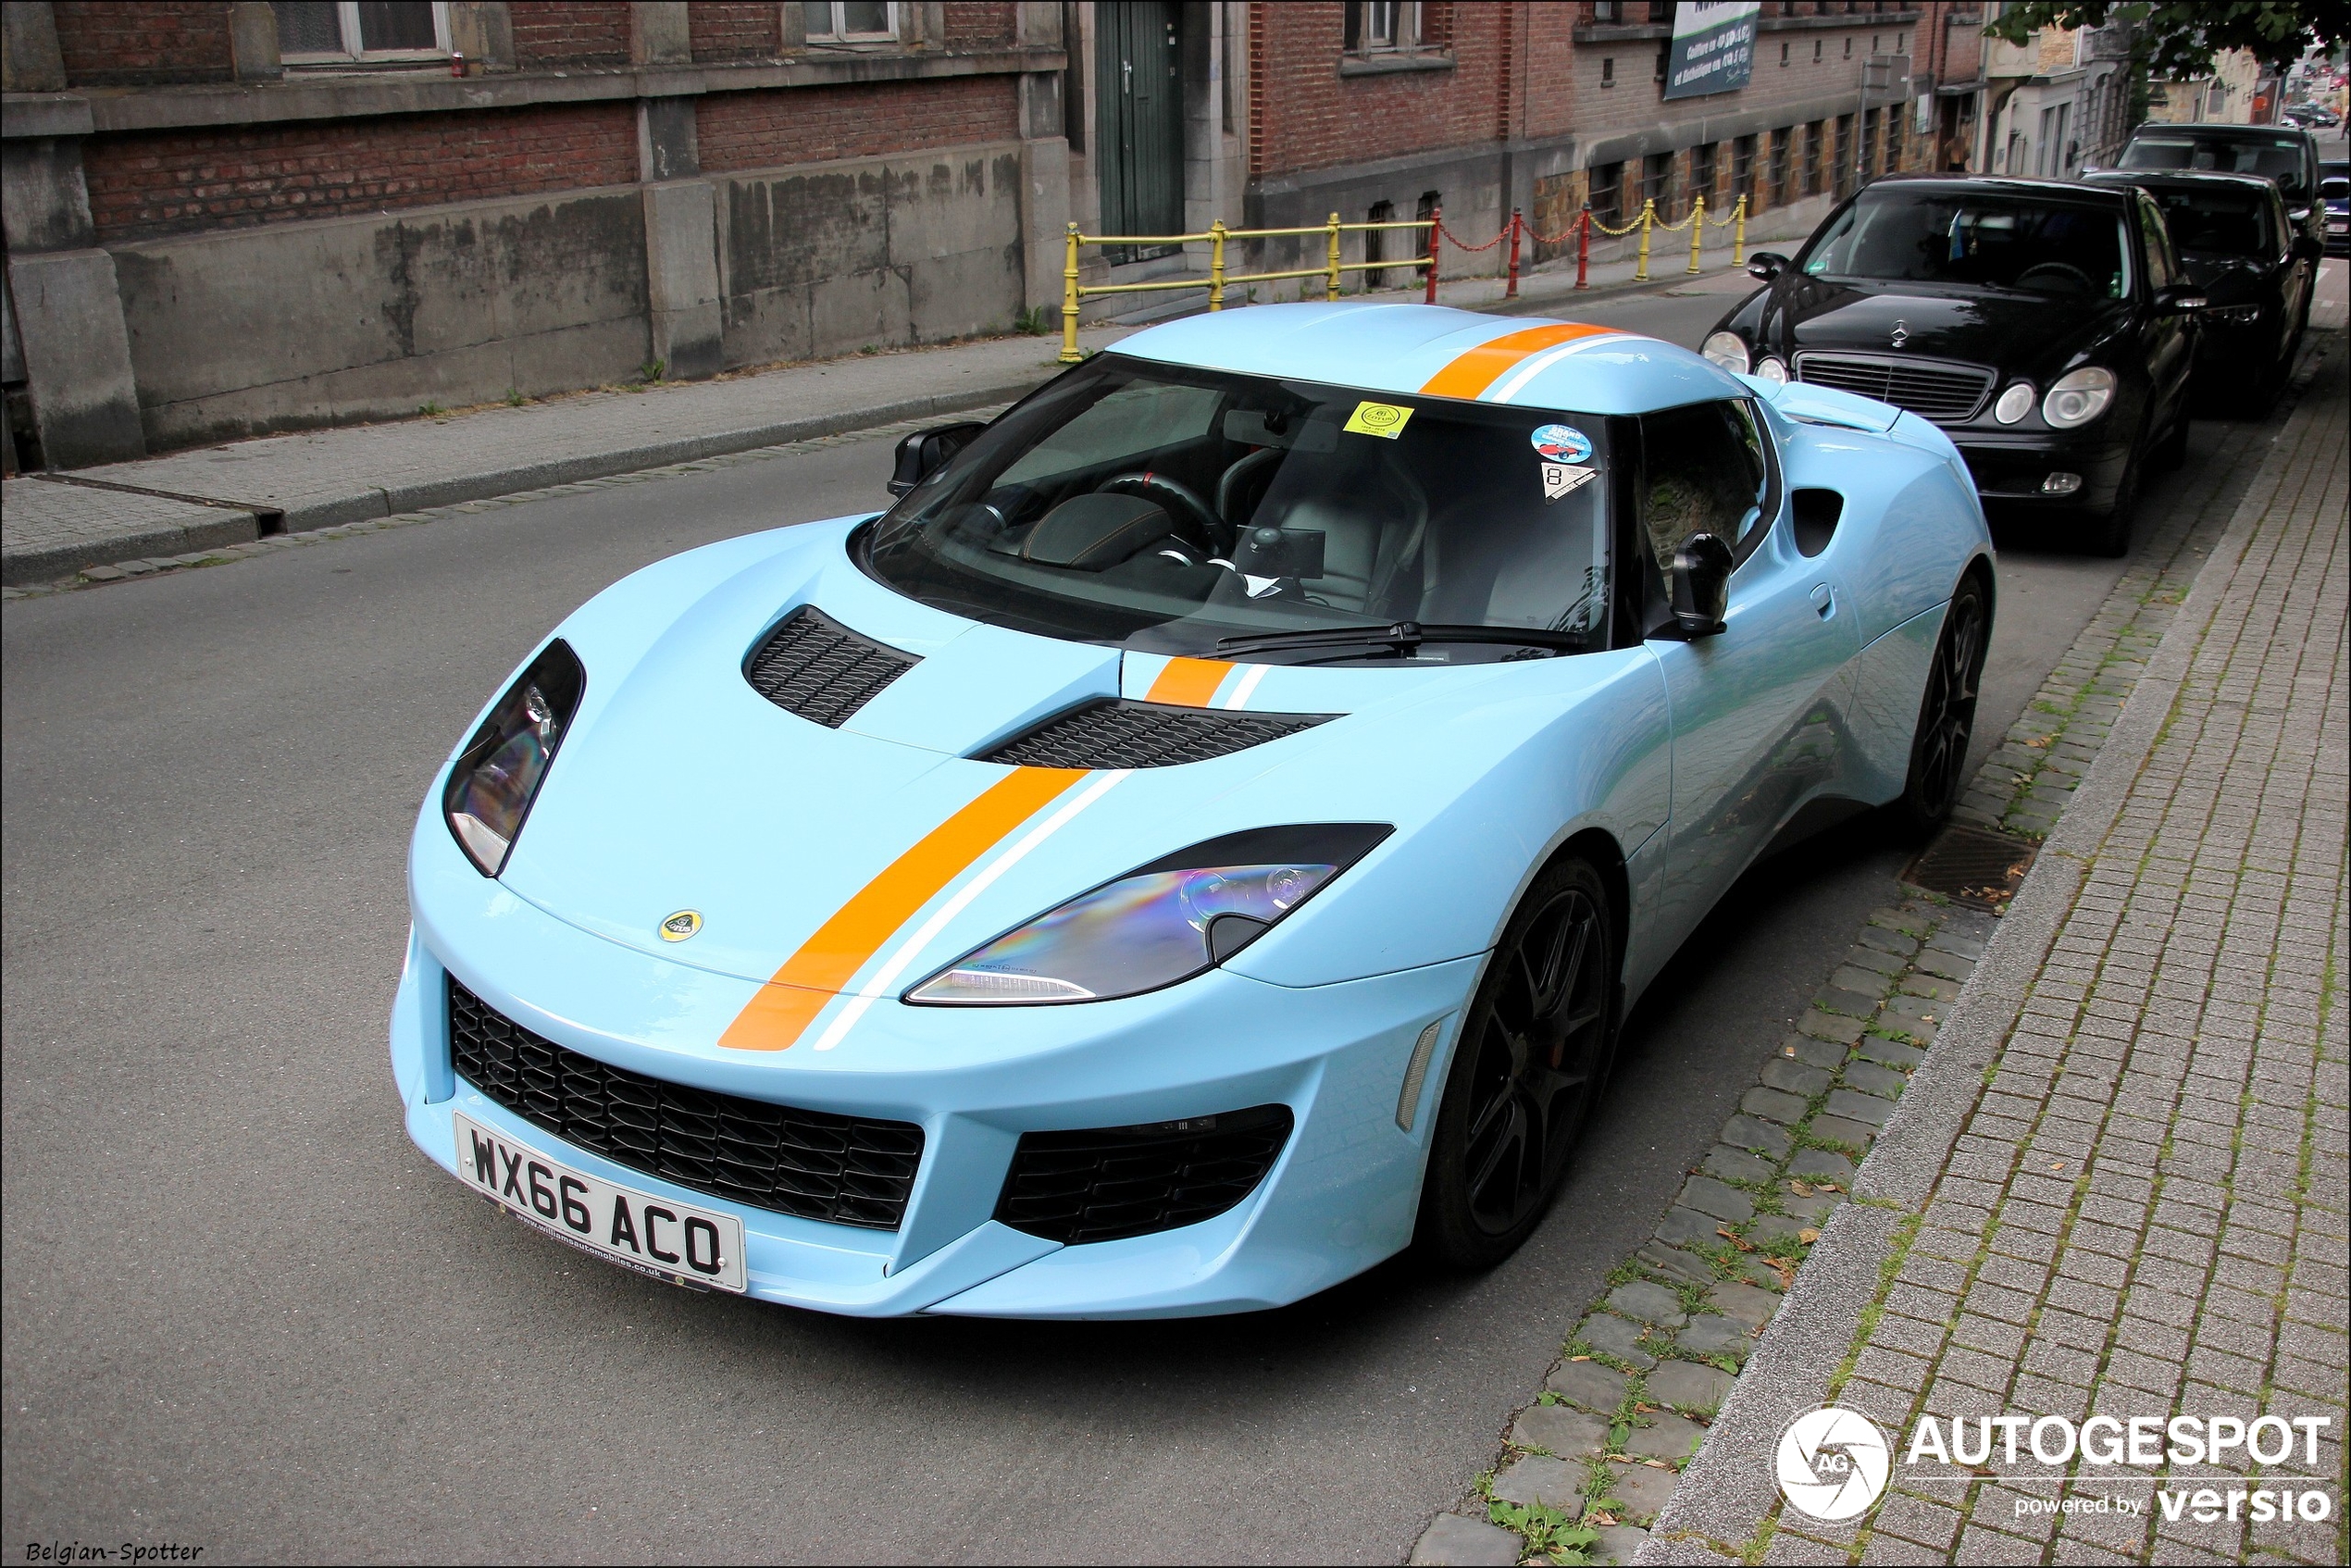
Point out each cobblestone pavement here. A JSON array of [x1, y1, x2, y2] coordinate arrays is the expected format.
[[1412, 340, 2347, 1568]]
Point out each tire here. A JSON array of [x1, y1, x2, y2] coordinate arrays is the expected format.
[[1416, 855, 1619, 1269], [2149, 404, 2189, 471], [2086, 445, 2140, 558], [1891, 574, 1989, 836]]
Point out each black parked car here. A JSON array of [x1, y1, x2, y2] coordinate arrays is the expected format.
[[1705, 176, 2199, 555], [2109, 122, 2328, 281], [2083, 169, 2318, 410]]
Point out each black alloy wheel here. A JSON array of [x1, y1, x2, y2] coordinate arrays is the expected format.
[[1894, 575, 1989, 834], [1417, 856, 1618, 1267]]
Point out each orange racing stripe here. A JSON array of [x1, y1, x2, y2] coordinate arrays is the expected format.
[[1418, 321, 1618, 402], [716, 766, 1088, 1052], [1145, 656, 1233, 707]]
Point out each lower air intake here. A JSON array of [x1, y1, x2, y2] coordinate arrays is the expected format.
[[994, 1104, 1294, 1244], [977, 699, 1329, 768], [448, 978, 924, 1229]]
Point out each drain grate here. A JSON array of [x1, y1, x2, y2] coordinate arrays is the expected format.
[[1903, 825, 2038, 909]]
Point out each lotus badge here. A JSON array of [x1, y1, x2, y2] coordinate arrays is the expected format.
[[660, 910, 703, 941], [1889, 319, 1909, 349]]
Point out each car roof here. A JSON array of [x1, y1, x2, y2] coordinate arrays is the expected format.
[[2083, 168, 2279, 195], [1863, 173, 2135, 205], [1110, 301, 1749, 417], [2127, 122, 2316, 143]]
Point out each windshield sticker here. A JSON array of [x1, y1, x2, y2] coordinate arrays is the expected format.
[[1530, 423, 1593, 464], [1343, 401, 1414, 439], [1541, 463, 1598, 504]]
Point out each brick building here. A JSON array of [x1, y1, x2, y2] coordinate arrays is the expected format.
[[3, 2, 1999, 472]]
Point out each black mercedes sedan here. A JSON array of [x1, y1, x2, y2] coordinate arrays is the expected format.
[[1704, 176, 2200, 555], [2084, 169, 2319, 410]]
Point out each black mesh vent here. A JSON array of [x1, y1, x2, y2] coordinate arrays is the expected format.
[[1793, 353, 1996, 424], [994, 1105, 1294, 1245], [977, 699, 1330, 768], [448, 978, 923, 1230], [744, 606, 917, 727]]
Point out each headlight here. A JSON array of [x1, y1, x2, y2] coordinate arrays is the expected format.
[[1702, 331, 1751, 374], [1754, 355, 1788, 383], [905, 824, 1390, 1005], [443, 640, 585, 876], [2041, 367, 2116, 429], [1994, 382, 2036, 424]]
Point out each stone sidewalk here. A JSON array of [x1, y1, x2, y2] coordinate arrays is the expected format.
[[1647, 343, 2348, 1564]]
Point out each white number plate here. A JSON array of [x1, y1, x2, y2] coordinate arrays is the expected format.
[[454, 1113, 747, 1294]]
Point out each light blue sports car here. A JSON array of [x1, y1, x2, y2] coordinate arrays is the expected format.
[[392, 302, 1994, 1318]]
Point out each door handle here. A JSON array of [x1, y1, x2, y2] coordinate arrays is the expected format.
[[1810, 583, 1835, 618]]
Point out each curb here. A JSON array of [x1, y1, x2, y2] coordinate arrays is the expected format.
[[1639, 330, 2345, 1563]]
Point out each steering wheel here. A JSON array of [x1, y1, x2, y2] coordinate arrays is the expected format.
[[2015, 261, 2096, 295], [1095, 472, 1228, 557]]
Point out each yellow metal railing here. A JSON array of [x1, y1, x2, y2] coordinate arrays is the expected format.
[[1060, 213, 1435, 363]]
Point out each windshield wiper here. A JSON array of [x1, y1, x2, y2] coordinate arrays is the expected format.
[[1213, 620, 1589, 658]]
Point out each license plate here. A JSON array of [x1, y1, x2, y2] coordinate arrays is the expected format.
[[454, 1113, 747, 1294]]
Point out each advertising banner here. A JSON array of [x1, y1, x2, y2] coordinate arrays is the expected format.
[[1663, 1, 1761, 101]]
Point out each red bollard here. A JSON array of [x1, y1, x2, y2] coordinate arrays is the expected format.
[[1424, 205, 1441, 305], [1575, 207, 1591, 290], [1506, 209, 1523, 299]]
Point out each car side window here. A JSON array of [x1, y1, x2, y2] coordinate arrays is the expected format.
[[1639, 400, 1770, 574], [2137, 197, 2179, 289]]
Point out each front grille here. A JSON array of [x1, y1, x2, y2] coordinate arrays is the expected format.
[[976, 699, 1329, 768], [1794, 353, 1996, 423], [743, 606, 917, 727], [448, 978, 923, 1229], [994, 1105, 1294, 1245]]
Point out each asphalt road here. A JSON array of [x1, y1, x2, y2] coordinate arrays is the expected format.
[[0, 277, 2323, 1564]]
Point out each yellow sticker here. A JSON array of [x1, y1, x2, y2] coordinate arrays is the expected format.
[[1343, 401, 1413, 439]]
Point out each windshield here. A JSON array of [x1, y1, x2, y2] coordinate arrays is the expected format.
[[2121, 134, 2308, 199], [1802, 189, 2131, 298], [2143, 184, 2274, 256], [857, 357, 1615, 664]]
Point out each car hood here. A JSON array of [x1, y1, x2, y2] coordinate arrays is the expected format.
[[1772, 280, 2129, 380], [481, 520, 1662, 1008]]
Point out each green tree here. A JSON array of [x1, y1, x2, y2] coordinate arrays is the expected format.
[[1985, 3, 2349, 80]]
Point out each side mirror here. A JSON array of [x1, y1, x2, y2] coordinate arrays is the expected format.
[[888, 420, 987, 496], [2292, 232, 2322, 262], [1747, 251, 1790, 281], [1670, 532, 1734, 636], [2157, 284, 2208, 315]]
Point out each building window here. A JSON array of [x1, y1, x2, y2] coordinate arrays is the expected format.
[[1803, 120, 1824, 193], [272, 2, 448, 62], [1813, 39, 1822, 61], [1768, 127, 1791, 205], [1885, 107, 1905, 169], [803, 1, 896, 40], [1733, 134, 1758, 205], [1843, 36, 1853, 57], [1590, 160, 1624, 223], [1691, 143, 1719, 209], [1344, 2, 1416, 53], [1642, 151, 1673, 216], [1862, 106, 1881, 177], [1834, 113, 1855, 194], [1591, 1, 1622, 20], [1780, 41, 1789, 65], [1601, 56, 1615, 87], [1364, 200, 1395, 289]]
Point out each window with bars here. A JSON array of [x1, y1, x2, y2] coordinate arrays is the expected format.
[[272, 1, 447, 61], [1691, 143, 1719, 211], [1803, 120, 1824, 194], [1733, 134, 1758, 205], [1834, 113, 1855, 195], [1642, 152, 1673, 217], [804, 1, 896, 40], [1589, 160, 1624, 223], [1863, 106, 1882, 178], [1885, 106, 1905, 169]]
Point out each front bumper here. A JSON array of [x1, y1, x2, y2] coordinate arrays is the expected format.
[[392, 826, 1479, 1319], [1951, 427, 2134, 510]]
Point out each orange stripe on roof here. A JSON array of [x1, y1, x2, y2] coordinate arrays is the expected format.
[[716, 766, 1088, 1052], [1418, 322, 1617, 402], [1145, 657, 1233, 707]]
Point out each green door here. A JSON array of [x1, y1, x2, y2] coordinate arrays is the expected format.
[[1097, 2, 1184, 261]]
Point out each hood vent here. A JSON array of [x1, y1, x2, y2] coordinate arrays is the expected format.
[[744, 606, 918, 728], [977, 698, 1331, 768]]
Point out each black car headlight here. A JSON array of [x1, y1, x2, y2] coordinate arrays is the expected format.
[[443, 640, 585, 876], [904, 824, 1391, 1005]]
